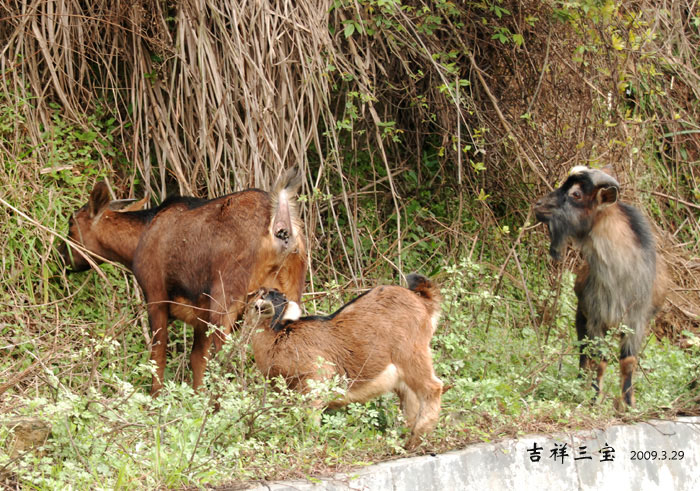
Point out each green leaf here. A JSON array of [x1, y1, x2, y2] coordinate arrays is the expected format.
[[611, 33, 625, 51], [344, 22, 355, 38]]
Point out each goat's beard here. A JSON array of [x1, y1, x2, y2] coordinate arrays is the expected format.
[[545, 220, 568, 262]]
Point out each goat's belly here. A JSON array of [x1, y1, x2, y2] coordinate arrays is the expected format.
[[169, 296, 208, 326], [346, 364, 399, 404], [582, 291, 649, 336]]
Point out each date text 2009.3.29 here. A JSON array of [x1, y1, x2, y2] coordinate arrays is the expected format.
[[630, 450, 684, 461]]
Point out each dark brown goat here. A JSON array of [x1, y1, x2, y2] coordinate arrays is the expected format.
[[60, 170, 307, 394], [248, 274, 443, 449], [534, 165, 667, 407]]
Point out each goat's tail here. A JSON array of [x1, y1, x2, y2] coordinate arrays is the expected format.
[[270, 168, 304, 252], [274, 168, 303, 197], [407, 273, 442, 322]]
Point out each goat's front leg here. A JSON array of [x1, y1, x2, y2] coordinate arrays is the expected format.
[[592, 359, 608, 400], [209, 280, 246, 350], [147, 302, 169, 396], [575, 305, 590, 374], [395, 383, 420, 430], [403, 356, 443, 450], [578, 311, 607, 403], [193, 291, 245, 392]]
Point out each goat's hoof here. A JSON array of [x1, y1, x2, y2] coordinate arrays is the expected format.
[[613, 397, 633, 412], [613, 397, 630, 413], [404, 436, 422, 451]]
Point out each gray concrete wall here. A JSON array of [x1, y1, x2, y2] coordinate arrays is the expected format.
[[248, 417, 700, 490]]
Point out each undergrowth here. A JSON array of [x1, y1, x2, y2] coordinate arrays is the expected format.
[[2, 191, 698, 488]]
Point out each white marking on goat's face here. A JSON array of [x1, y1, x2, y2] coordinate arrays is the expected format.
[[282, 300, 302, 322], [254, 298, 275, 319], [569, 165, 589, 176]]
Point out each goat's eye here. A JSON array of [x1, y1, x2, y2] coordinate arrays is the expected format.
[[571, 190, 582, 200]]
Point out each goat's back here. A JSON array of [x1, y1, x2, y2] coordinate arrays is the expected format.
[[133, 190, 272, 299]]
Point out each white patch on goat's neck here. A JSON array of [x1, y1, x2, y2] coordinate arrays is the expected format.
[[587, 222, 636, 267], [430, 311, 441, 334], [282, 301, 302, 322], [586, 206, 638, 265], [569, 165, 589, 176]]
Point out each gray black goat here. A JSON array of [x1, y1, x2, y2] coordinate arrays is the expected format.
[[534, 166, 667, 407]]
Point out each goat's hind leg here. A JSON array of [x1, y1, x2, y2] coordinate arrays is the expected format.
[[619, 355, 637, 408], [619, 335, 639, 408], [402, 358, 443, 450]]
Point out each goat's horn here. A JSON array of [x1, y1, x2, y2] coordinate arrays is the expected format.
[[570, 166, 620, 189], [589, 168, 620, 188], [112, 195, 149, 212]]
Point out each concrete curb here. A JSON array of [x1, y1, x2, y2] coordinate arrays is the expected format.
[[247, 417, 700, 490]]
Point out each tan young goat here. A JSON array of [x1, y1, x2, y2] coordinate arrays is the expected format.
[[248, 273, 443, 449]]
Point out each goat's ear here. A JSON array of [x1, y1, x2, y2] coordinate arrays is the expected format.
[[596, 185, 618, 208], [271, 196, 294, 251], [88, 182, 111, 218]]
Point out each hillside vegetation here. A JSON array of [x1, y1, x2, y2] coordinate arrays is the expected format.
[[1, 0, 698, 488]]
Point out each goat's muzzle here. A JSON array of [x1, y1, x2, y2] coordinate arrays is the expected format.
[[56, 241, 76, 273], [533, 197, 554, 224], [56, 241, 92, 274], [253, 297, 275, 319]]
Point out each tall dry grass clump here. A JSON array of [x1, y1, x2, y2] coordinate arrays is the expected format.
[[1, 0, 698, 342], [1, 0, 337, 195]]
